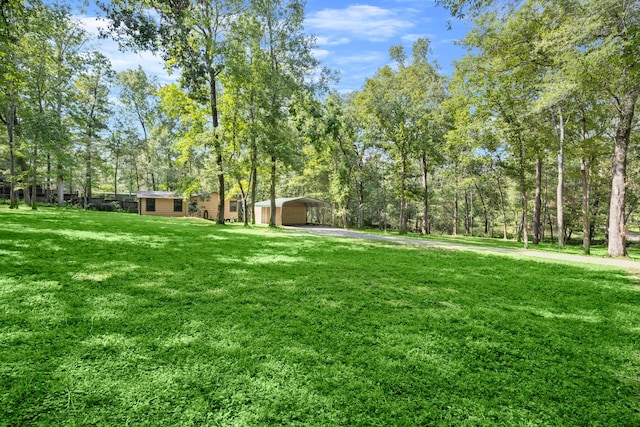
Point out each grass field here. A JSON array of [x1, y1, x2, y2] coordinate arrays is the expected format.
[[1, 206, 639, 426], [357, 227, 640, 261]]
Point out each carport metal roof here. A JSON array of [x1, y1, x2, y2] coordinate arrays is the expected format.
[[136, 191, 183, 199], [254, 197, 330, 208]]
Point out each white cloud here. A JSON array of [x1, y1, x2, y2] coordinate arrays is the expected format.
[[306, 5, 414, 42], [75, 16, 103, 36], [392, 0, 436, 3], [314, 36, 351, 46], [331, 51, 388, 66], [75, 15, 173, 83], [312, 48, 331, 59], [440, 38, 462, 45]]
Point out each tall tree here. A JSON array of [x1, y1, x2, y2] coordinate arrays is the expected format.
[[47, 8, 86, 206], [439, 0, 640, 255], [242, 0, 322, 227], [223, 2, 332, 227], [70, 51, 113, 207], [222, 10, 270, 225], [157, 83, 211, 204], [321, 92, 366, 228], [0, 0, 25, 208], [589, 0, 640, 257], [117, 67, 159, 191], [358, 39, 445, 234], [100, 0, 244, 224], [19, 1, 79, 209]]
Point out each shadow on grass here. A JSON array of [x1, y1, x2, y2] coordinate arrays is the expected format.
[[1, 207, 639, 425]]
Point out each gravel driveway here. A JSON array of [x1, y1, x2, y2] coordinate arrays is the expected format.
[[289, 226, 640, 272]]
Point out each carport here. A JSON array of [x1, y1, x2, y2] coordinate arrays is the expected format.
[[254, 197, 330, 226]]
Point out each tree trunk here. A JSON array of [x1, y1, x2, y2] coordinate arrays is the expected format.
[[56, 86, 64, 206], [541, 169, 550, 242], [140, 121, 157, 191], [516, 210, 522, 242], [31, 140, 38, 210], [250, 139, 257, 225], [453, 173, 459, 236], [580, 157, 591, 254], [341, 194, 348, 228], [421, 154, 429, 234], [270, 155, 277, 227], [399, 154, 407, 234], [244, 169, 251, 226], [85, 138, 92, 208], [209, 71, 225, 225], [522, 193, 529, 249], [132, 153, 140, 191], [474, 182, 489, 235], [249, 100, 257, 225], [555, 105, 565, 248], [496, 172, 507, 240], [7, 100, 18, 208], [469, 188, 475, 236], [217, 152, 225, 223], [464, 189, 471, 235], [608, 91, 637, 257], [519, 143, 529, 249], [580, 111, 591, 254], [46, 154, 51, 203], [57, 163, 64, 205], [236, 177, 248, 226], [356, 157, 365, 229], [114, 151, 119, 197], [357, 178, 364, 229], [533, 156, 542, 244]]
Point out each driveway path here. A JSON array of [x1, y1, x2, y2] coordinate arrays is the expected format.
[[289, 226, 640, 272]]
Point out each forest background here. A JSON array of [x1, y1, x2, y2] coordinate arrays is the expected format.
[[1, 0, 639, 257]]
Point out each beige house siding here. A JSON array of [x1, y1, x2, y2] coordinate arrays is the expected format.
[[139, 198, 186, 217], [254, 202, 306, 226], [192, 193, 239, 221], [281, 201, 306, 225], [137, 191, 238, 220], [255, 206, 266, 225], [193, 193, 219, 220], [255, 206, 282, 225], [252, 197, 329, 226]]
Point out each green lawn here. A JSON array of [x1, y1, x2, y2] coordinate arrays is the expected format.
[[1, 206, 639, 426]]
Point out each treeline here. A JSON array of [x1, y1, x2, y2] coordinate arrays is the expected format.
[[1, 0, 639, 256]]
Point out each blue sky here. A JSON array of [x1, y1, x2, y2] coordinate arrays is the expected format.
[[305, 0, 469, 92], [77, 0, 469, 92]]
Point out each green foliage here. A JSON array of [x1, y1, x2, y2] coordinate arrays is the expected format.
[[1, 206, 639, 425], [3, 0, 640, 255], [157, 83, 212, 197], [356, 39, 447, 234]]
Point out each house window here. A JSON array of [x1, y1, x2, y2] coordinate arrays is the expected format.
[[146, 198, 155, 212], [230, 200, 238, 213], [174, 199, 183, 212]]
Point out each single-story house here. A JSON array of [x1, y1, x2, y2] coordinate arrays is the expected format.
[[254, 197, 330, 226], [136, 191, 238, 221], [191, 192, 239, 221], [137, 191, 187, 217]]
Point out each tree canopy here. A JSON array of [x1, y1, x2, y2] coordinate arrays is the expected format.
[[2, 0, 640, 254]]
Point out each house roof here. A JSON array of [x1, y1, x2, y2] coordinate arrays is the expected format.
[[254, 197, 330, 208], [136, 191, 183, 199]]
